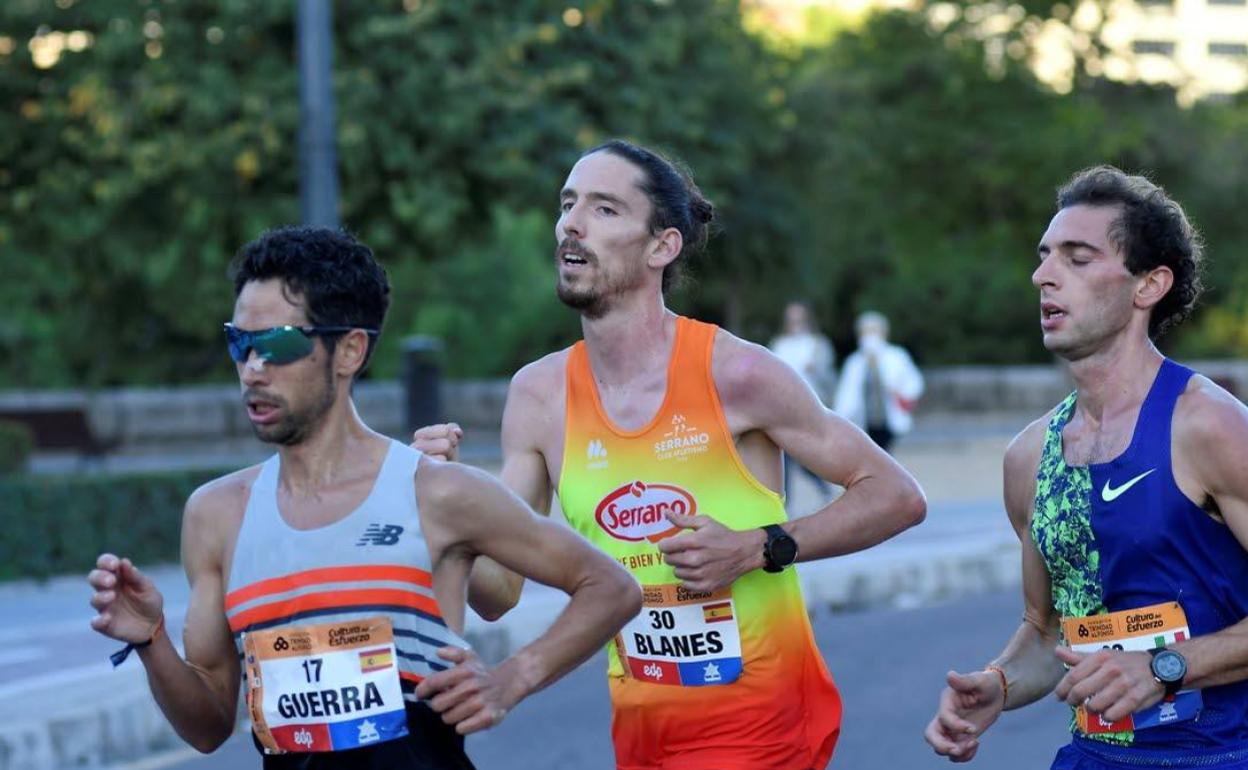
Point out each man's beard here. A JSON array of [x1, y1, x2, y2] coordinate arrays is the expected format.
[[248, 364, 337, 446], [554, 239, 645, 320], [556, 280, 610, 319]]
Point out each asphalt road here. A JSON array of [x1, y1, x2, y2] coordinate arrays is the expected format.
[[153, 587, 1071, 770]]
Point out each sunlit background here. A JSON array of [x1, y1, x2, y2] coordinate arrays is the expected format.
[[0, 3, 1245, 766]]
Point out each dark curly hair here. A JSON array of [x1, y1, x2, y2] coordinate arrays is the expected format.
[[229, 226, 391, 371], [1057, 166, 1204, 338], [585, 140, 715, 294]]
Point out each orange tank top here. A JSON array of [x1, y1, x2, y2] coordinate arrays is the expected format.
[[557, 316, 842, 770]]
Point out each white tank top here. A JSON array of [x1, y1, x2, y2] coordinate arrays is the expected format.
[[225, 440, 466, 700]]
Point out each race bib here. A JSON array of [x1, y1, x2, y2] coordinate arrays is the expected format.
[[615, 584, 743, 687], [243, 617, 409, 753], [1061, 602, 1202, 735]]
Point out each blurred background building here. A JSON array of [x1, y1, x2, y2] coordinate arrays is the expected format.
[[747, 0, 1248, 103]]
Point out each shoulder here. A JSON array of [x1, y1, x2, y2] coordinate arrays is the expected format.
[[419, 459, 476, 506], [183, 464, 261, 556], [508, 348, 570, 407], [503, 350, 569, 447], [1004, 413, 1051, 477], [415, 456, 503, 525], [711, 329, 821, 431], [1002, 409, 1056, 526], [186, 465, 260, 520], [711, 328, 795, 393], [1173, 374, 1248, 459]]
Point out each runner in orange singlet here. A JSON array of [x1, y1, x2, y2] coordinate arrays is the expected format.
[[416, 140, 928, 769]]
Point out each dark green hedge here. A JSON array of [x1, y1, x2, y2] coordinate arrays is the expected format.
[[0, 468, 229, 580], [0, 421, 34, 474]]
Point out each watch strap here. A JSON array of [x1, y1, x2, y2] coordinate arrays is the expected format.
[[761, 524, 793, 573]]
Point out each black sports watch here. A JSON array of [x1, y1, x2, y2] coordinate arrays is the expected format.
[[761, 524, 798, 573], [1148, 648, 1187, 697]]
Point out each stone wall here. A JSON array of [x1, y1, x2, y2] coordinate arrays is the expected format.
[[3, 360, 1244, 460]]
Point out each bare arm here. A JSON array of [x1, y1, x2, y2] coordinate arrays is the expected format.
[[88, 480, 244, 752], [657, 339, 925, 591], [741, 340, 926, 561], [990, 422, 1065, 709], [925, 417, 1062, 762], [416, 461, 640, 732], [464, 361, 561, 620], [1157, 382, 1248, 689]]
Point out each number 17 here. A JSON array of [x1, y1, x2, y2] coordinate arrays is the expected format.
[[302, 658, 323, 683]]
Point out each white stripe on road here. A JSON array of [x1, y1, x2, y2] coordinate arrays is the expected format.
[[0, 646, 45, 666], [103, 745, 204, 770], [0, 641, 187, 699], [0, 604, 186, 645], [102, 725, 252, 770]]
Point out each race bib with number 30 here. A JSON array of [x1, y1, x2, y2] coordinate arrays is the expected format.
[[616, 584, 744, 687]]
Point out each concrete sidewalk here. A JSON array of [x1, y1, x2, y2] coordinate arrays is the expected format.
[[0, 431, 1022, 769]]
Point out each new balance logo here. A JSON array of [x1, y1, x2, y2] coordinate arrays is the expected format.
[[587, 439, 608, 469], [356, 524, 403, 546]]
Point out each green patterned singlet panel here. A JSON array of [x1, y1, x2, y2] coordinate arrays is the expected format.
[[1031, 393, 1104, 621], [1030, 393, 1131, 745]]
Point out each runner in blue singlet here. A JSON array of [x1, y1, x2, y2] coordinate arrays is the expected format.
[[925, 166, 1248, 768]]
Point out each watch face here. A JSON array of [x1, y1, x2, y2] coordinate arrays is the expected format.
[[1153, 650, 1186, 682], [770, 535, 798, 566]]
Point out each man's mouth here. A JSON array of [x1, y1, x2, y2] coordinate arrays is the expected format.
[[245, 395, 283, 424]]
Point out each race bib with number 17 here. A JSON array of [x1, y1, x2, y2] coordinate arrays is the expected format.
[[243, 617, 409, 753]]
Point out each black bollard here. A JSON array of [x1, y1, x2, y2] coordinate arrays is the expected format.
[[401, 336, 443, 436]]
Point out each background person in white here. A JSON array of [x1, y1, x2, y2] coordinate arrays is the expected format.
[[833, 311, 924, 453], [769, 300, 835, 502]]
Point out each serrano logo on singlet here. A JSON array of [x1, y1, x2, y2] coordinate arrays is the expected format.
[[594, 481, 694, 542], [654, 414, 710, 461]]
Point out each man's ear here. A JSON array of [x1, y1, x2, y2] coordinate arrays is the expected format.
[[335, 329, 371, 378], [1135, 265, 1174, 312], [646, 227, 683, 271]]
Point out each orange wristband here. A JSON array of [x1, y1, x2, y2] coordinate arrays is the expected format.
[[985, 664, 1009, 703], [145, 614, 166, 645], [109, 614, 165, 667]]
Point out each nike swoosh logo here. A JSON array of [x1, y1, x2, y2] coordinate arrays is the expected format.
[[1101, 469, 1156, 502]]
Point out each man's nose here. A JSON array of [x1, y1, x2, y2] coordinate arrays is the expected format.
[[239, 349, 269, 384], [560, 206, 586, 240], [1032, 256, 1056, 289]]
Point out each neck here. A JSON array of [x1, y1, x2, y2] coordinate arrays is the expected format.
[[276, 398, 386, 491], [580, 290, 676, 386], [1066, 332, 1164, 425]]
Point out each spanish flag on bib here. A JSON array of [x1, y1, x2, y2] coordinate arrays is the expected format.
[[558, 317, 841, 770]]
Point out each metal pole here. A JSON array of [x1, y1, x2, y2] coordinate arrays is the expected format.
[[297, 0, 339, 228]]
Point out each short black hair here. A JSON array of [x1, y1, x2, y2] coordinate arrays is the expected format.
[[585, 140, 715, 294], [1057, 166, 1204, 338], [229, 226, 391, 368]]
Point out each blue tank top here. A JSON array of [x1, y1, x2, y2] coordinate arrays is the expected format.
[[1034, 359, 1248, 760]]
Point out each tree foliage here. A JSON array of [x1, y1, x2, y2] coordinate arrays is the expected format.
[[0, 0, 1245, 386]]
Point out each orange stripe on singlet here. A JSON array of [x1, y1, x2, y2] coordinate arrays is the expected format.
[[224, 565, 433, 612], [227, 588, 444, 632]]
